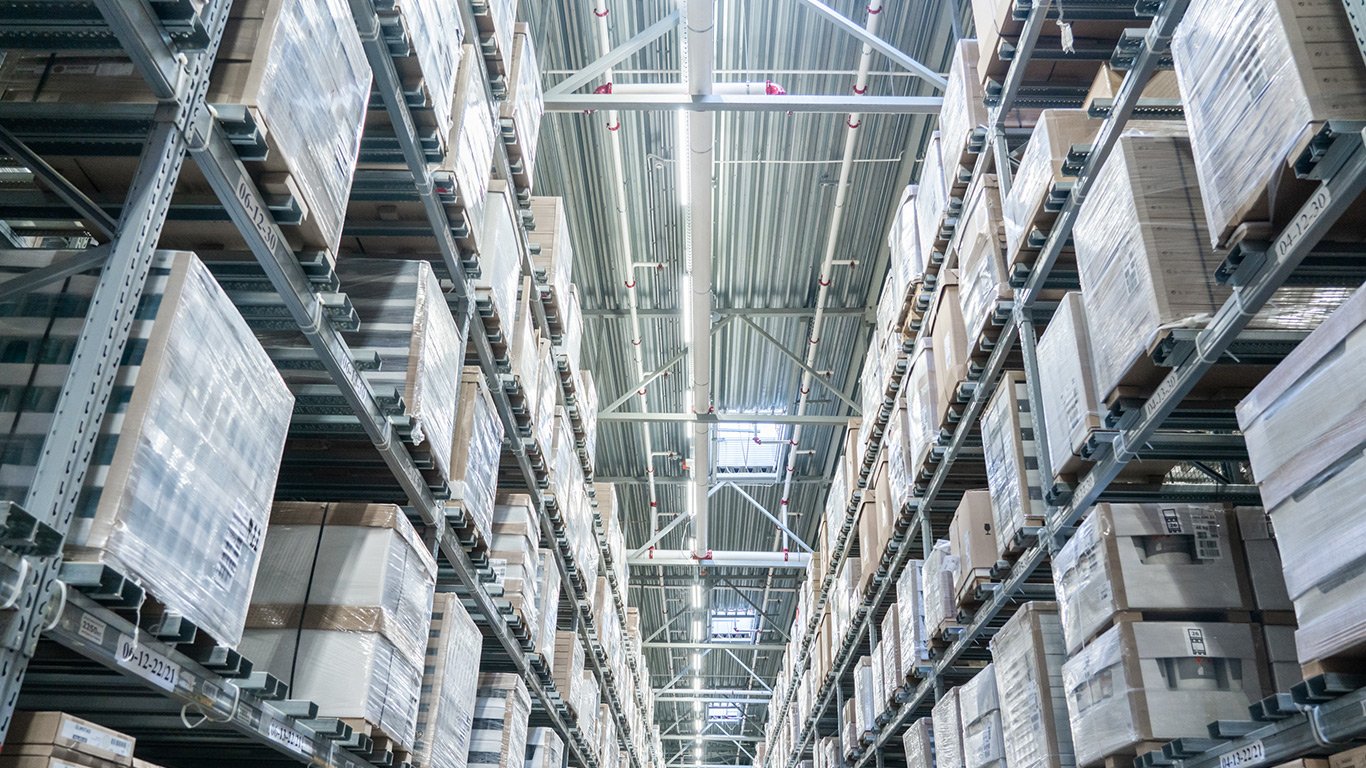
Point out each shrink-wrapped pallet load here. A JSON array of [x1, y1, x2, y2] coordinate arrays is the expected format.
[[938, 40, 988, 194], [953, 174, 1009, 347], [501, 23, 545, 186], [981, 371, 1046, 557], [960, 666, 1006, 768], [453, 368, 504, 547], [1001, 110, 1099, 264], [472, 673, 532, 768], [933, 687, 965, 768], [415, 593, 482, 768], [990, 602, 1074, 768]]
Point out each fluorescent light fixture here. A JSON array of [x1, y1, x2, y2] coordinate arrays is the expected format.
[[692, 583, 703, 607], [693, 701, 702, 714], [692, 676, 702, 691], [692, 651, 702, 668], [677, 110, 691, 203], [694, 717, 703, 731], [680, 272, 693, 331]]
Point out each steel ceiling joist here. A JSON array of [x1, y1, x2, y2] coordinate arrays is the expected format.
[[599, 412, 851, 424], [546, 10, 681, 95], [643, 641, 788, 651], [542, 93, 943, 112], [791, 0, 949, 88]]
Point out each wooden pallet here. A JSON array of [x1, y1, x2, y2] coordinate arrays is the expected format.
[[343, 718, 413, 768], [1099, 327, 1273, 416], [1075, 609, 1258, 653], [1081, 741, 1168, 768]]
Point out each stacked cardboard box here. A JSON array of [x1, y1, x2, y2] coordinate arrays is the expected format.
[[887, 185, 926, 311], [447, 45, 497, 242], [1061, 621, 1264, 766], [1001, 111, 1100, 268], [479, 180, 526, 331], [528, 198, 575, 318], [1052, 504, 1251, 653], [1171, 0, 1366, 247], [1035, 293, 1104, 480], [924, 541, 960, 640], [933, 687, 965, 768], [1236, 282, 1366, 666], [928, 272, 969, 428], [493, 495, 543, 641], [916, 135, 950, 265], [853, 656, 876, 736], [902, 338, 938, 478], [525, 727, 565, 768], [576, 672, 600, 746], [950, 490, 997, 608], [953, 174, 1009, 347], [387, 0, 464, 149], [553, 631, 586, 714], [1081, 65, 1180, 115], [902, 717, 934, 768], [500, 23, 545, 185], [471, 673, 532, 768], [4, 712, 135, 768], [454, 368, 505, 547], [990, 602, 1074, 768], [960, 665, 1006, 768], [536, 549, 562, 665], [0, 251, 291, 648], [243, 502, 437, 749], [879, 604, 902, 703], [897, 558, 930, 680], [938, 40, 988, 194], [981, 372, 1046, 556], [415, 593, 482, 768]]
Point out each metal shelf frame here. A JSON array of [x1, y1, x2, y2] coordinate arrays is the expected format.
[[766, 0, 1366, 764], [0, 1, 653, 767]]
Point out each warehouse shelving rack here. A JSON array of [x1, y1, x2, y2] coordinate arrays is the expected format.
[[766, 0, 1366, 766], [0, 2, 655, 767]]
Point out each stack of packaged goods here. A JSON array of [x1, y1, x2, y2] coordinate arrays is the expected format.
[[959, 666, 1006, 768], [1053, 504, 1269, 765], [477, 180, 526, 336], [936, 40, 987, 194], [243, 502, 437, 750], [928, 271, 969, 430], [853, 657, 876, 737], [901, 332, 937, 483], [932, 687, 964, 768], [0, 251, 292, 649], [923, 541, 960, 642], [950, 490, 997, 610], [454, 368, 505, 547], [953, 173, 1009, 352], [536, 549, 562, 666], [990, 602, 1073, 768], [878, 603, 902, 705], [415, 594, 483, 768], [500, 23, 544, 188], [384, 0, 464, 149], [553, 631, 587, 718], [493, 495, 543, 642], [915, 135, 950, 270], [471, 673, 532, 768], [980, 371, 1046, 557], [887, 185, 927, 316], [446, 44, 497, 242], [897, 558, 930, 681], [525, 728, 565, 768], [5, 712, 136, 768], [902, 717, 934, 768], [576, 671, 601, 747]]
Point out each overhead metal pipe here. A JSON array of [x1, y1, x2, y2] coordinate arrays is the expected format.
[[628, 550, 813, 568]]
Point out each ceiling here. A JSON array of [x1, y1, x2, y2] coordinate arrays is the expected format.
[[523, 0, 964, 763]]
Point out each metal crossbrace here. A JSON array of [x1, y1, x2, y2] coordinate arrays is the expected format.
[[546, 10, 681, 95]]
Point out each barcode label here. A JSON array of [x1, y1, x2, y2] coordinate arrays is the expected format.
[[1192, 512, 1222, 560], [1218, 740, 1264, 768], [60, 717, 133, 758], [267, 718, 315, 758], [78, 613, 106, 644], [116, 634, 180, 692]]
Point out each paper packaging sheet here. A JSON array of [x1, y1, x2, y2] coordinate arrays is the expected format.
[[472, 673, 532, 768], [933, 687, 965, 768], [1061, 621, 1264, 767], [1035, 292, 1104, 478], [0, 251, 292, 649], [453, 368, 504, 547], [903, 717, 934, 768], [960, 664, 1006, 768], [981, 371, 1046, 558], [1051, 503, 1248, 653], [1171, 0, 1366, 247], [990, 602, 1075, 768], [938, 40, 987, 195], [953, 174, 1009, 347], [415, 593, 482, 768], [897, 558, 930, 680], [1002, 110, 1100, 263]]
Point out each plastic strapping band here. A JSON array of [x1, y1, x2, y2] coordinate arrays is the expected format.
[[180, 684, 239, 728], [595, 8, 609, 16]]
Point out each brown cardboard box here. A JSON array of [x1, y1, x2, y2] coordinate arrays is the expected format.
[[950, 490, 998, 607], [1002, 110, 1101, 265], [0, 758, 123, 768], [980, 371, 1046, 558], [953, 174, 1010, 347], [1331, 747, 1366, 768], [927, 272, 969, 429], [7, 713, 135, 767], [1083, 64, 1181, 113]]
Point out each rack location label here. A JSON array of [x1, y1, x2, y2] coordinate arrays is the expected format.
[[116, 634, 180, 692], [1218, 739, 1264, 768]]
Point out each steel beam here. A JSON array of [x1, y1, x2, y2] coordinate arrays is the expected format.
[[629, 550, 813, 568], [547, 11, 681, 95], [661, 735, 765, 743], [598, 475, 831, 486], [584, 306, 870, 319], [0, 247, 109, 301], [600, 412, 851, 425], [737, 315, 861, 414], [791, 0, 949, 89], [723, 485, 814, 554], [0, 127, 117, 239], [654, 693, 771, 703], [643, 641, 788, 651], [542, 93, 943, 113]]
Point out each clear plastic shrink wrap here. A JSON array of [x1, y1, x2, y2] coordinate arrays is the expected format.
[[487, 0, 519, 71], [953, 174, 1009, 345], [502, 24, 545, 180], [0, 251, 293, 648], [534, 341, 557, 451], [493, 495, 543, 642], [243, 502, 438, 748], [884, 410, 912, 513], [1235, 283, 1366, 663], [472, 673, 532, 768], [334, 259, 462, 481], [888, 185, 926, 298], [928, 272, 969, 427], [528, 197, 575, 307], [916, 135, 950, 263], [395, 0, 464, 144], [981, 371, 1045, 557], [880, 604, 902, 701], [1051, 503, 1245, 653], [480, 181, 526, 329], [932, 687, 965, 768], [212, 0, 371, 253], [449, 45, 496, 238], [938, 40, 987, 194], [415, 593, 482, 768], [902, 339, 938, 474], [903, 717, 935, 768], [537, 549, 562, 663], [454, 368, 504, 547], [1061, 621, 1263, 767], [1035, 293, 1103, 478], [922, 541, 960, 639], [580, 368, 600, 468], [897, 558, 930, 680], [1071, 128, 1220, 400], [525, 728, 565, 768], [1170, 0, 1366, 247], [854, 657, 876, 735], [960, 665, 1005, 768], [990, 602, 1074, 768], [1001, 110, 1099, 262]]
